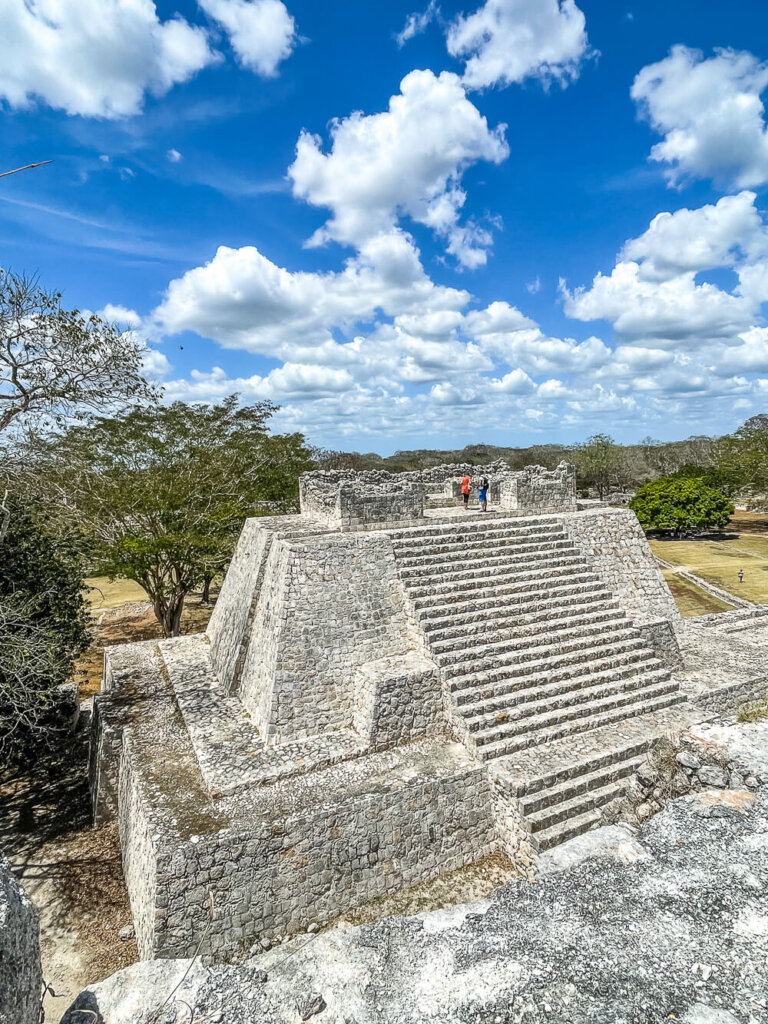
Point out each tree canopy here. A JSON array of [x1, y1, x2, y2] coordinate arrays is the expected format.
[[715, 414, 768, 496], [571, 433, 626, 499], [629, 477, 734, 536], [0, 271, 155, 436], [38, 396, 316, 636]]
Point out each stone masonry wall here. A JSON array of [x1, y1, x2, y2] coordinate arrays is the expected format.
[[499, 461, 576, 514], [145, 745, 496, 960], [208, 517, 279, 693], [300, 471, 424, 530], [0, 855, 41, 1024], [238, 532, 420, 744], [352, 652, 445, 750], [118, 735, 160, 958], [560, 507, 680, 627]]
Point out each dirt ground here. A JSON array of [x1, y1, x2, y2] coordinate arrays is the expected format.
[[0, 729, 137, 1020], [1, 590, 217, 1020]]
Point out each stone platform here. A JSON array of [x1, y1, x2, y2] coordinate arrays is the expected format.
[[90, 464, 768, 960]]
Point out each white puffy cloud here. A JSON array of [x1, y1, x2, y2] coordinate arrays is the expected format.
[[167, 149, 183, 163], [0, 0, 216, 117], [98, 303, 142, 328], [446, 0, 589, 91], [563, 192, 768, 347], [288, 70, 509, 267], [199, 0, 296, 76], [154, 229, 470, 355], [151, 185, 768, 443], [632, 46, 768, 188], [621, 191, 766, 281]]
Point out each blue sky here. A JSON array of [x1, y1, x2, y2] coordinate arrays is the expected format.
[[3, 0, 768, 453]]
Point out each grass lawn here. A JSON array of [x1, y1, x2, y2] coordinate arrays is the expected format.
[[83, 576, 149, 613], [661, 569, 734, 617], [651, 535, 768, 605]]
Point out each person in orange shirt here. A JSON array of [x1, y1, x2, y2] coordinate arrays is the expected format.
[[460, 472, 471, 509]]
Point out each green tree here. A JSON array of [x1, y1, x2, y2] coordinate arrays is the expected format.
[[629, 477, 734, 536], [0, 494, 90, 764], [572, 433, 625, 499], [715, 414, 768, 495], [39, 397, 315, 637], [0, 271, 156, 435]]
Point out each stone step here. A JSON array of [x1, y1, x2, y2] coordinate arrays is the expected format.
[[398, 550, 586, 584], [458, 664, 671, 720], [387, 515, 563, 542], [417, 589, 617, 632], [431, 614, 635, 661], [408, 566, 600, 604], [492, 703, 698, 798], [428, 605, 629, 653], [393, 533, 572, 564], [518, 754, 646, 817], [447, 633, 649, 686], [529, 807, 602, 852], [470, 673, 677, 744], [524, 777, 629, 835], [478, 690, 685, 761]]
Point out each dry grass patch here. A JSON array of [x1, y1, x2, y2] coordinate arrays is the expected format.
[[661, 570, 733, 617], [738, 694, 768, 724], [651, 536, 768, 604]]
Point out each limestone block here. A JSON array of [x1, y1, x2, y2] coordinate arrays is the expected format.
[[0, 855, 41, 1024], [353, 652, 445, 748]]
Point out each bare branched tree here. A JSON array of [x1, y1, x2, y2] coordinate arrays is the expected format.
[[0, 595, 66, 762], [0, 271, 157, 436]]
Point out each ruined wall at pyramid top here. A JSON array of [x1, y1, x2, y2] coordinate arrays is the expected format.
[[299, 470, 425, 530]]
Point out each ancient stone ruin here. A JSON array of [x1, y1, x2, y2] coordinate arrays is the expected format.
[[88, 462, 765, 963]]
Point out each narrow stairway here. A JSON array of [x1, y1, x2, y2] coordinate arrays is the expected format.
[[389, 514, 688, 850]]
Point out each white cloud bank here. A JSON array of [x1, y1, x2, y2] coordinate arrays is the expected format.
[[199, 0, 296, 77], [289, 70, 509, 268], [632, 45, 768, 189], [149, 188, 768, 441], [446, 0, 590, 90], [0, 0, 296, 118]]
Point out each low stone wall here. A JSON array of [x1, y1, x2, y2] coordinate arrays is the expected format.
[[299, 471, 424, 530], [499, 461, 576, 514], [0, 855, 41, 1024], [130, 742, 497, 960]]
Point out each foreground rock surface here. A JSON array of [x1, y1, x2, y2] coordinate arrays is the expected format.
[[63, 784, 768, 1024], [0, 854, 42, 1024]]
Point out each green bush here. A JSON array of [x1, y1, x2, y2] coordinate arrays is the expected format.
[[0, 494, 90, 766], [629, 477, 734, 536]]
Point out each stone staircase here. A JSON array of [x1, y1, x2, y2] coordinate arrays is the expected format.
[[389, 515, 688, 850]]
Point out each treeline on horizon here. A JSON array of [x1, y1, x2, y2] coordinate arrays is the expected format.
[[320, 416, 768, 503]]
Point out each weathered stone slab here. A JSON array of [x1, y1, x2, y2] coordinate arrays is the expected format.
[[0, 855, 41, 1024]]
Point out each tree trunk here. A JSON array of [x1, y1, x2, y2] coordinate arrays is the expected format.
[[201, 573, 213, 605], [153, 594, 186, 638]]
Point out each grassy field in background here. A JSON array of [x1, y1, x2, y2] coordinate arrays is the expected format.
[[661, 569, 734, 617], [651, 535, 768, 607], [83, 576, 149, 613]]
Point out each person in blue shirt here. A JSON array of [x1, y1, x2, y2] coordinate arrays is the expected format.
[[477, 474, 489, 512]]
